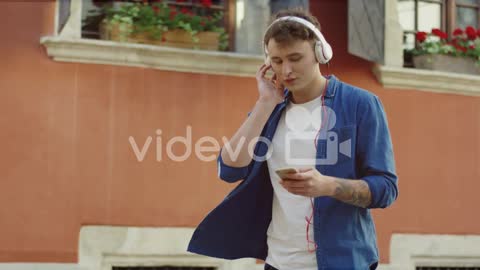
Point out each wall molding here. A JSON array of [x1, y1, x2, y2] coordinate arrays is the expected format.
[[373, 64, 480, 96], [40, 37, 263, 77]]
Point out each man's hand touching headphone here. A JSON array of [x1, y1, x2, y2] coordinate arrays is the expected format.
[[256, 64, 285, 105]]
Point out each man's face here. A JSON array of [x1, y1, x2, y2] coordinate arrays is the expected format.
[[266, 38, 319, 91]]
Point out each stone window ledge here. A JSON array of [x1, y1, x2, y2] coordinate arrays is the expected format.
[[78, 226, 260, 270], [40, 36, 263, 77], [373, 64, 480, 96]]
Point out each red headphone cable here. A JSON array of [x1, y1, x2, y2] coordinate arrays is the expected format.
[[306, 78, 329, 253]]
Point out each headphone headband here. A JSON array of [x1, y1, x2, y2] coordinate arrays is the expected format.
[[265, 16, 322, 43], [263, 16, 333, 64]]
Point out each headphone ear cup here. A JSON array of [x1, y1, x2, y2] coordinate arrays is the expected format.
[[265, 56, 271, 65], [314, 42, 323, 63], [315, 40, 333, 64], [264, 45, 271, 65]]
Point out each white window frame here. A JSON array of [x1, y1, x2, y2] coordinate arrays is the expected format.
[[388, 233, 480, 269], [78, 226, 261, 270], [373, 0, 480, 96], [41, 0, 268, 77]]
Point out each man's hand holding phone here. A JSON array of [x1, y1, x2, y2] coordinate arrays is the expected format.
[[275, 167, 336, 198], [275, 167, 299, 179]]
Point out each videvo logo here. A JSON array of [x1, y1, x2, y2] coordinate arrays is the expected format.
[[127, 105, 352, 165]]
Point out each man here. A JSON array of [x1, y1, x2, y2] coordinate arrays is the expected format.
[[188, 9, 398, 270]]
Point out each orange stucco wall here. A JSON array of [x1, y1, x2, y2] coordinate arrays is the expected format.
[[0, 0, 478, 265]]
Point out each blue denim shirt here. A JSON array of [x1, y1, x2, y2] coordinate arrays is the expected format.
[[187, 75, 398, 270]]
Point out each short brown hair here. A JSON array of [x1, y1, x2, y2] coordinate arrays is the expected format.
[[263, 8, 322, 47]]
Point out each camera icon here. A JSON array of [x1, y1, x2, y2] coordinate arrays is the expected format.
[[283, 106, 351, 166], [285, 130, 341, 166]]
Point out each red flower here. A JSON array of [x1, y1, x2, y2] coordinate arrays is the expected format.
[[200, 0, 212, 8], [169, 10, 177, 19], [453, 28, 463, 36], [431, 28, 447, 39], [454, 44, 467, 53], [469, 44, 476, 50], [477, 29, 480, 37], [467, 33, 477, 40], [179, 7, 194, 16], [416, 31, 428, 42], [466, 26, 477, 40], [152, 5, 160, 14]]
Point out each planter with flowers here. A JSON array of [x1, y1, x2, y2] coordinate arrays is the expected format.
[[410, 27, 480, 75], [92, 0, 229, 51]]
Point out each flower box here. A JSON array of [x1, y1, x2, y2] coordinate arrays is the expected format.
[[409, 27, 480, 76], [90, 1, 228, 51], [99, 21, 220, 50], [413, 54, 480, 75]]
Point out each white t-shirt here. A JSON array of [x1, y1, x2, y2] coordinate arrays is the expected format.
[[265, 96, 323, 270]]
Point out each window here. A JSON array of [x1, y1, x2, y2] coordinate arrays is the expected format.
[[42, 0, 314, 76], [363, 0, 480, 95], [397, 0, 480, 49], [80, 0, 308, 53], [45, 0, 263, 76], [397, 0, 480, 67], [454, 0, 480, 29], [397, 0, 445, 50]]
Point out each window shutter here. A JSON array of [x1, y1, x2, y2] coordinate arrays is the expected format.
[[58, 0, 71, 34], [270, 0, 309, 14], [348, 0, 385, 64]]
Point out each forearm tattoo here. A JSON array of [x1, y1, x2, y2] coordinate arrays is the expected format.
[[332, 179, 372, 208]]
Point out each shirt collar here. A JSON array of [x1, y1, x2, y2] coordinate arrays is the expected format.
[[283, 74, 337, 102]]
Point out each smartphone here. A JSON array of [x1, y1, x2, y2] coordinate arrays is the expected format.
[[275, 167, 298, 179]]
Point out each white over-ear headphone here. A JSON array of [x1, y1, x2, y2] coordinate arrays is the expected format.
[[263, 16, 333, 65]]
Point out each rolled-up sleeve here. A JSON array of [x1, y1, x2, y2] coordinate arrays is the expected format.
[[217, 148, 251, 183], [357, 95, 398, 209]]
